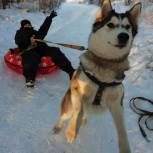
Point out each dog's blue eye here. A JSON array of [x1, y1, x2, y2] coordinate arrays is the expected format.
[[107, 23, 115, 28]]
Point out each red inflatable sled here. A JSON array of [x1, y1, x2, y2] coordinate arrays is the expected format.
[[4, 48, 59, 75]]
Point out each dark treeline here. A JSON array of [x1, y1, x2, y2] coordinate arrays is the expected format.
[[0, 0, 61, 10], [0, 0, 22, 9], [0, 0, 102, 10], [1, 0, 150, 10]]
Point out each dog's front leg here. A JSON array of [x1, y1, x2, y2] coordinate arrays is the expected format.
[[105, 86, 131, 153], [65, 81, 83, 144], [53, 89, 72, 134]]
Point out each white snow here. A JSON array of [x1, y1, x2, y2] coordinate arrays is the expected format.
[[0, 2, 153, 153]]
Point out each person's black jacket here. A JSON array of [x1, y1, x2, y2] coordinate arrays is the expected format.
[[15, 15, 53, 50]]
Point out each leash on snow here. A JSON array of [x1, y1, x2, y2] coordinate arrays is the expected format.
[[36, 39, 87, 51], [130, 97, 153, 142]]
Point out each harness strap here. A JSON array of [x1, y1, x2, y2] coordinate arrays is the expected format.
[[80, 63, 122, 105], [93, 86, 104, 105]]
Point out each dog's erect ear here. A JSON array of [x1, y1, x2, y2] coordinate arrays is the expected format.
[[96, 0, 112, 22], [128, 3, 142, 25]]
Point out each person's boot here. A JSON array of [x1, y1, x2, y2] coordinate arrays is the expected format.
[[25, 78, 35, 88]]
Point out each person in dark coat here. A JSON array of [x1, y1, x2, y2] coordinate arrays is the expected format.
[[15, 11, 74, 87]]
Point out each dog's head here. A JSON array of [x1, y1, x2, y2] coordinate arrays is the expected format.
[[88, 0, 141, 60]]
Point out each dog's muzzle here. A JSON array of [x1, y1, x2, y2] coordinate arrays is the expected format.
[[108, 32, 129, 49], [117, 32, 129, 48]]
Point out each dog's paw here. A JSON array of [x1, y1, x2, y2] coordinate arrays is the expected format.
[[66, 128, 76, 144], [120, 150, 131, 153], [120, 146, 131, 153], [52, 125, 61, 134], [81, 117, 87, 126]]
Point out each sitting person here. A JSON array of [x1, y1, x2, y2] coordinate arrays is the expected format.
[[15, 11, 74, 88]]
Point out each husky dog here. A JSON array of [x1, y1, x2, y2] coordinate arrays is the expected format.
[[53, 0, 141, 153]]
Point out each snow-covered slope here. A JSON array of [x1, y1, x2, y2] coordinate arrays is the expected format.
[[0, 2, 153, 153]]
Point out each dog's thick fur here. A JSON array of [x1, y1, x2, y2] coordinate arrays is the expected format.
[[53, 1, 141, 153]]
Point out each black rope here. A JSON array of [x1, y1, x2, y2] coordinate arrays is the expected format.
[[130, 97, 153, 142]]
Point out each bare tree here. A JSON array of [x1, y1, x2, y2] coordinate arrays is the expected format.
[[88, 0, 102, 6], [39, 0, 62, 12], [1, 0, 7, 9], [0, 0, 2, 8], [0, 0, 23, 9]]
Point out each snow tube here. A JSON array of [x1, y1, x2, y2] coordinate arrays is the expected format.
[[4, 48, 59, 75]]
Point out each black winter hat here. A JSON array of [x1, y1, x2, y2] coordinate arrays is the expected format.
[[21, 19, 31, 27]]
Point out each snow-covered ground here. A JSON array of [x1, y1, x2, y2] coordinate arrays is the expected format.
[[0, 2, 153, 153]]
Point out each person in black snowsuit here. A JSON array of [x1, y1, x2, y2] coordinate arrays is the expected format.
[[15, 11, 74, 87]]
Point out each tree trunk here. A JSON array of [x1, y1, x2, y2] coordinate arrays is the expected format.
[[2, 0, 7, 9]]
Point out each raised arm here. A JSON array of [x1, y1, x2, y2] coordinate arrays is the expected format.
[[37, 11, 57, 40]]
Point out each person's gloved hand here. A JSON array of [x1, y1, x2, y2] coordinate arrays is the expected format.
[[49, 10, 57, 18], [30, 35, 37, 46]]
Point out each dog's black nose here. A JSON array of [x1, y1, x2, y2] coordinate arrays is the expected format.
[[118, 33, 129, 44]]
